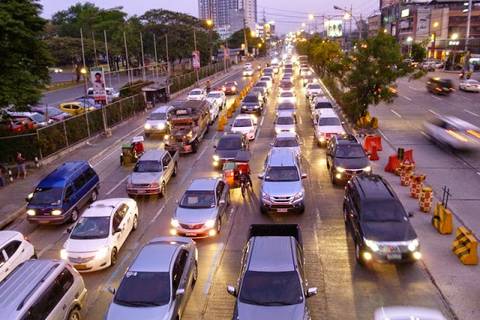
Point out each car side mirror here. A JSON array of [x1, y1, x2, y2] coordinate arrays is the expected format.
[[219, 199, 226, 205], [257, 173, 264, 179], [226, 285, 237, 297], [115, 227, 123, 234], [306, 287, 318, 298], [301, 173, 308, 179], [176, 288, 185, 296], [107, 287, 116, 295]]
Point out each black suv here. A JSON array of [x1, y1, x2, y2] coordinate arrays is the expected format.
[[326, 134, 370, 185], [343, 174, 421, 266], [241, 93, 264, 115], [426, 77, 453, 95], [212, 133, 248, 169]]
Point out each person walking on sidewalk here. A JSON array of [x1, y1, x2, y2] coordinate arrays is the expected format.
[[15, 152, 27, 179]]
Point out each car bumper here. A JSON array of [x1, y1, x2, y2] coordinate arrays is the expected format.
[[366, 250, 421, 264], [27, 213, 70, 225], [170, 227, 217, 238], [241, 106, 261, 113], [144, 128, 168, 135], [261, 199, 305, 213], [66, 255, 110, 272], [127, 187, 161, 195]]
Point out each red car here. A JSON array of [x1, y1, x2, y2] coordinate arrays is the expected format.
[[222, 81, 238, 95], [0, 118, 36, 134]]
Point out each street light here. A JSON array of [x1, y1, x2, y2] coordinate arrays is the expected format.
[[333, 5, 361, 41], [205, 19, 214, 64], [451, 33, 459, 40], [308, 14, 314, 21], [206, 19, 213, 27], [433, 21, 439, 28], [250, 30, 256, 37], [406, 36, 413, 57], [302, 22, 306, 27]]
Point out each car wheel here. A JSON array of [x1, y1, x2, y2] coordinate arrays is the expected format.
[[160, 182, 166, 197], [330, 170, 337, 185], [172, 163, 178, 177], [355, 243, 364, 266], [90, 189, 98, 203], [216, 218, 222, 234], [260, 204, 268, 215], [70, 209, 79, 223], [192, 262, 198, 287], [110, 248, 118, 266], [191, 140, 198, 153], [132, 215, 138, 231], [68, 308, 81, 320]]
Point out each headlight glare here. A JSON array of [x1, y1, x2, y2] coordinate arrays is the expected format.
[[171, 219, 179, 228], [213, 155, 219, 161], [144, 123, 151, 130], [365, 239, 380, 252], [336, 167, 346, 173], [60, 249, 68, 260], [204, 219, 216, 228], [51, 209, 62, 216], [408, 239, 419, 252], [26, 209, 36, 216]]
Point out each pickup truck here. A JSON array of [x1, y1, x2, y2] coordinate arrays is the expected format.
[[227, 224, 317, 320], [126, 149, 179, 197]]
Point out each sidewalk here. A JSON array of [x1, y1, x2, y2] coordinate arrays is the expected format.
[[0, 64, 242, 229]]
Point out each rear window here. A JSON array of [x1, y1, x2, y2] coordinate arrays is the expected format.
[[277, 117, 294, 125], [243, 95, 258, 103], [280, 92, 293, 97], [217, 137, 242, 150], [114, 271, 170, 307], [274, 138, 298, 147], [315, 102, 332, 109], [278, 103, 294, 110], [318, 117, 341, 126], [134, 160, 162, 172]]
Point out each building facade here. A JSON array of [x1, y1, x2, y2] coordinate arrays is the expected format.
[[368, 14, 381, 37]]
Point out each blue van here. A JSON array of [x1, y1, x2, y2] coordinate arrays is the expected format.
[[26, 161, 100, 224]]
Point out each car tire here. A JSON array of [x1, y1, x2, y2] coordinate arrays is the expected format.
[[172, 163, 178, 177], [191, 140, 198, 153], [355, 242, 365, 266], [330, 170, 337, 185], [111, 248, 118, 266], [70, 209, 79, 223], [160, 182, 166, 198], [90, 189, 98, 203], [132, 215, 138, 231], [260, 204, 268, 215], [192, 262, 198, 287], [298, 205, 305, 214], [67, 308, 81, 320]]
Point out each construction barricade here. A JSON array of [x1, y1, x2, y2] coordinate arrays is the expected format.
[[452, 227, 478, 265], [410, 174, 426, 198], [385, 148, 415, 175], [419, 186, 433, 213], [431, 202, 453, 235], [363, 135, 382, 161], [400, 162, 415, 186], [217, 115, 227, 131]]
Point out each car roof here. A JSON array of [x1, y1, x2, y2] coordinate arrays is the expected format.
[[208, 90, 223, 94], [219, 133, 243, 141], [190, 88, 203, 93], [275, 132, 297, 139], [318, 112, 339, 119], [235, 114, 254, 120], [188, 178, 218, 191], [130, 241, 180, 272], [139, 150, 168, 161], [83, 198, 132, 217], [354, 174, 395, 200], [248, 237, 295, 272], [0, 231, 21, 245], [315, 96, 331, 103], [39, 161, 90, 188], [277, 111, 294, 118], [335, 134, 358, 144], [268, 149, 296, 166]]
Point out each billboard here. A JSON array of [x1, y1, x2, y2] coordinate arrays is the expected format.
[[192, 51, 201, 69], [416, 8, 431, 36], [90, 66, 107, 103], [325, 20, 343, 38]]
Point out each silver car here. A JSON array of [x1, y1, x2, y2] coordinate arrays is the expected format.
[[171, 178, 230, 238], [271, 132, 301, 158], [144, 105, 173, 137], [423, 115, 480, 151], [259, 149, 306, 214], [106, 237, 198, 320]]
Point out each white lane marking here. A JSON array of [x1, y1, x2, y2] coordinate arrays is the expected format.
[[195, 143, 209, 162], [431, 95, 442, 101], [477, 172, 480, 176], [428, 109, 440, 116], [203, 243, 225, 295], [260, 114, 265, 126], [464, 109, 480, 117], [103, 252, 133, 290], [150, 204, 166, 223], [408, 85, 423, 92], [390, 109, 402, 118], [378, 129, 392, 145], [400, 94, 412, 101], [106, 175, 129, 196], [256, 115, 265, 138], [420, 130, 429, 138]]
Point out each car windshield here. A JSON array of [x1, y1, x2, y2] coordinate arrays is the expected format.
[[29, 187, 63, 206], [335, 145, 366, 158], [256, 82, 267, 87], [134, 160, 162, 172], [217, 137, 241, 150], [280, 92, 293, 97], [70, 216, 110, 239], [274, 138, 298, 147], [278, 103, 294, 110], [208, 93, 222, 98], [114, 272, 170, 307], [226, 82, 236, 86], [243, 96, 258, 103], [148, 112, 167, 120], [315, 102, 332, 109], [180, 190, 216, 208], [265, 166, 299, 181], [362, 200, 406, 222], [37, 108, 62, 116], [30, 113, 46, 123], [233, 119, 253, 127], [239, 271, 303, 306], [190, 90, 202, 95], [277, 117, 294, 125], [318, 117, 341, 126]]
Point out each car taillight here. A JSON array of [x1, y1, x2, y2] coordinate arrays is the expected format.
[[222, 86, 226, 91], [231, 86, 236, 90]]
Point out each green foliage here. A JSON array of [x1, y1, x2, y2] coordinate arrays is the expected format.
[[0, 0, 53, 108], [227, 28, 265, 55], [411, 43, 427, 62], [296, 36, 344, 77]]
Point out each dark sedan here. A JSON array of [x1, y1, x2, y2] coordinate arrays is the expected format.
[[212, 133, 249, 169], [223, 81, 238, 95]]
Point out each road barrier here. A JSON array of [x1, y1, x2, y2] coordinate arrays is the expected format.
[[432, 202, 453, 234], [410, 174, 426, 198], [384, 149, 415, 174], [452, 227, 478, 265], [217, 115, 227, 131], [400, 162, 415, 186], [419, 186, 433, 213], [363, 135, 382, 161]]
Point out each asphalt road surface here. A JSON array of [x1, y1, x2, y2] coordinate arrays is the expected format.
[[9, 65, 455, 319]]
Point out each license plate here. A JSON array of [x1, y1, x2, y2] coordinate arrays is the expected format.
[[386, 253, 401, 260], [74, 264, 88, 270], [137, 190, 145, 194], [277, 208, 288, 213], [186, 232, 197, 237]]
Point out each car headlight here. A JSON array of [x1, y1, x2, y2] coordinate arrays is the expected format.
[[27, 193, 33, 200], [144, 123, 151, 130], [51, 209, 62, 216], [363, 166, 372, 173], [262, 192, 271, 201], [26, 209, 36, 216], [336, 167, 346, 173], [95, 246, 109, 260], [364, 239, 380, 252], [204, 219, 216, 228], [156, 123, 165, 130], [171, 219, 179, 228], [293, 191, 304, 201], [213, 155, 219, 161], [289, 128, 295, 133], [275, 128, 281, 134], [60, 249, 68, 260], [407, 239, 419, 252]]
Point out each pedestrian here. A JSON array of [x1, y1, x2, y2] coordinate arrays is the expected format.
[[0, 164, 6, 187], [15, 152, 27, 179]]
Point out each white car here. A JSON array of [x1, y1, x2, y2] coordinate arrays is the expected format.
[[230, 114, 257, 140], [87, 87, 120, 102], [300, 68, 312, 77], [306, 83, 323, 98], [275, 111, 296, 134], [61, 198, 139, 272], [314, 114, 345, 146], [0, 231, 35, 282], [423, 116, 480, 151], [276, 102, 296, 118], [459, 79, 480, 92], [187, 88, 206, 101], [206, 90, 226, 121], [278, 91, 296, 104], [311, 96, 334, 118], [271, 132, 301, 158], [259, 76, 273, 89], [243, 67, 254, 76], [144, 105, 173, 137], [374, 306, 446, 320], [245, 62, 253, 69]]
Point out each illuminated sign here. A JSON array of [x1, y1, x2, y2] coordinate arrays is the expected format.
[[324, 20, 343, 37], [401, 9, 410, 17]]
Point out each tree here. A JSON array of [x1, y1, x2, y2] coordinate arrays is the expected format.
[[411, 43, 427, 62], [341, 33, 405, 121], [0, 0, 52, 109]]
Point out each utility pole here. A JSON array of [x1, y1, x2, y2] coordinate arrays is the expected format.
[[103, 30, 112, 88], [153, 33, 159, 81], [123, 31, 131, 84], [193, 29, 199, 84], [140, 32, 146, 81], [92, 31, 98, 66], [243, 18, 249, 57], [165, 34, 170, 77], [465, 0, 473, 51], [80, 28, 91, 137]]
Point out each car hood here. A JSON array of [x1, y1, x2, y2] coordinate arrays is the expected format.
[[216, 149, 240, 160], [361, 220, 417, 242], [316, 125, 344, 134], [334, 157, 369, 170], [174, 207, 218, 224], [262, 181, 303, 197], [242, 101, 259, 106], [236, 302, 306, 320], [64, 237, 109, 253], [275, 124, 295, 131], [206, 97, 218, 104], [231, 127, 252, 134], [106, 303, 171, 320], [145, 120, 167, 127], [129, 172, 162, 184]]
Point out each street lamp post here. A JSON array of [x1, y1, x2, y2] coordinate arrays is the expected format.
[[406, 36, 413, 57], [333, 5, 362, 41], [206, 19, 213, 65]]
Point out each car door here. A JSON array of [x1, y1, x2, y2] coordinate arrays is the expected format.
[[162, 153, 173, 182], [326, 141, 335, 170], [112, 208, 128, 248], [349, 188, 362, 243], [118, 203, 134, 241], [64, 184, 78, 213], [215, 181, 227, 219], [1, 240, 26, 277], [171, 249, 190, 318]]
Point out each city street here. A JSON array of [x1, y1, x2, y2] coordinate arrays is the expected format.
[[4, 64, 456, 319]]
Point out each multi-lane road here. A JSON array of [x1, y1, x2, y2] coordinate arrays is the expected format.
[[6, 63, 458, 320]]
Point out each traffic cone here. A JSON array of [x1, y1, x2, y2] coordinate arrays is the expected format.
[[369, 145, 379, 161]]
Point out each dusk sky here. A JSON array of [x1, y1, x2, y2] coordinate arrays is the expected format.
[[39, 0, 379, 34]]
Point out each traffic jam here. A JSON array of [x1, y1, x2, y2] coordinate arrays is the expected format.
[[0, 45, 448, 320]]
